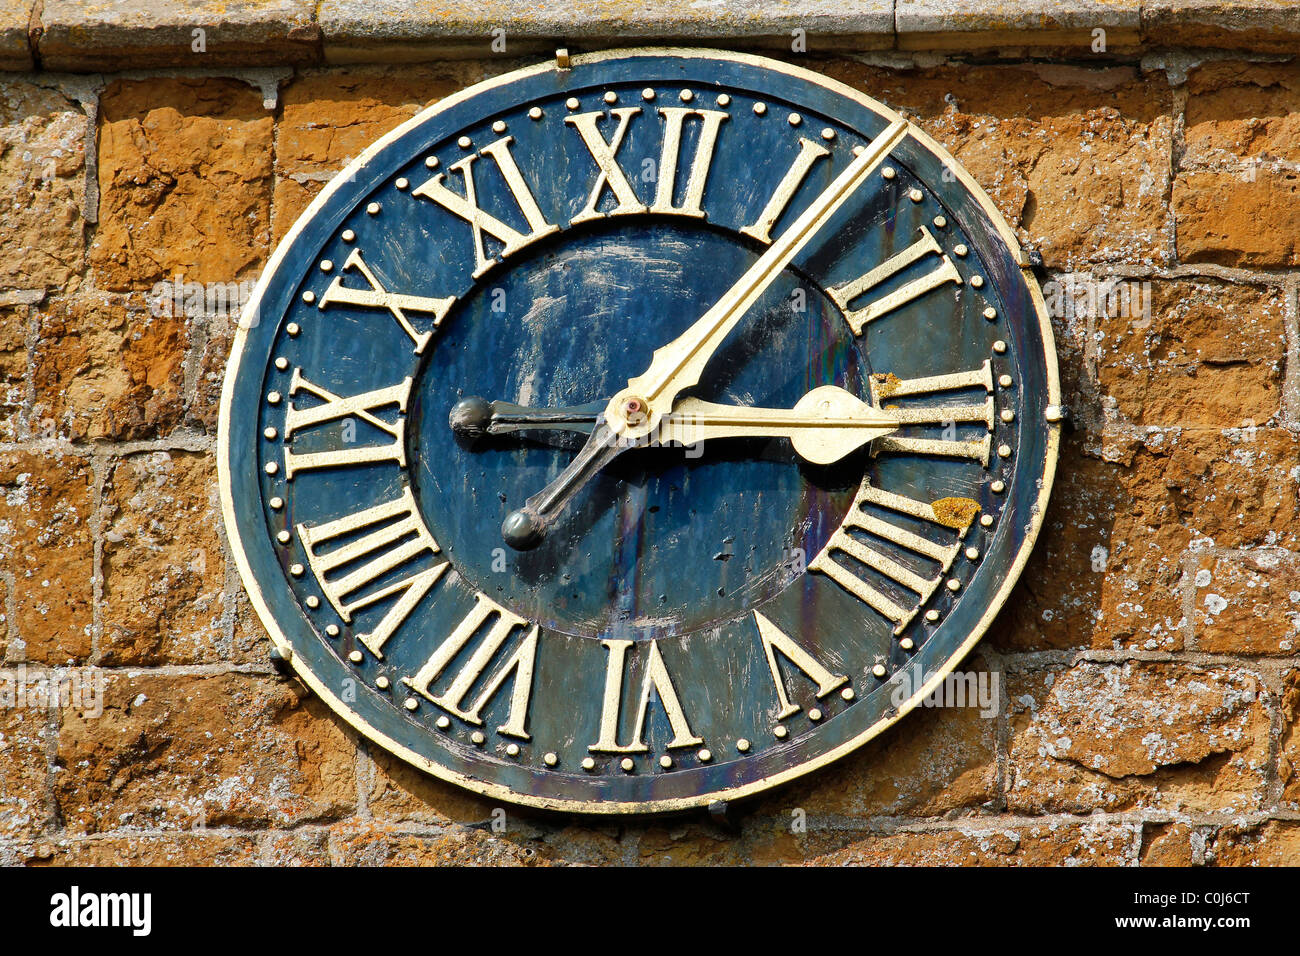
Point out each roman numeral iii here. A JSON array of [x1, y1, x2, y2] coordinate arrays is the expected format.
[[869, 362, 995, 465]]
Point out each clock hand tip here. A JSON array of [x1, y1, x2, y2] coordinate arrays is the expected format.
[[502, 508, 544, 551], [449, 396, 493, 438]]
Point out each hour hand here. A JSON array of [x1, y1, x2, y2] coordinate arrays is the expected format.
[[661, 386, 898, 464], [449, 396, 601, 439]]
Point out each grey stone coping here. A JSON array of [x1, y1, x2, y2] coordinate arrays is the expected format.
[[7, 0, 1300, 73]]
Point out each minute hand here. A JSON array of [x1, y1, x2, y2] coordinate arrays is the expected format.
[[608, 118, 910, 437]]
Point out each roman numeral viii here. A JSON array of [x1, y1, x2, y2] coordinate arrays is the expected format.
[[297, 486, 446, 657]]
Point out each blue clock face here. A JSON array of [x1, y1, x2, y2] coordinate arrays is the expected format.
[[219, 49, 1061, 813]]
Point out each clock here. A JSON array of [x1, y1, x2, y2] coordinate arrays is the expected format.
[[218, 48, 1061, 813]]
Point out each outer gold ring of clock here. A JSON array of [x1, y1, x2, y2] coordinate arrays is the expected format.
[[218, 46, 1062, 814]]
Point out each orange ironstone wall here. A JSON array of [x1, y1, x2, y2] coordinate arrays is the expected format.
[[3, 51, 1300, 866]]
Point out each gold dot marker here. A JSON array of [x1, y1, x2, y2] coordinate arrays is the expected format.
[[999, 374, 1013, 388], [954, 243, 968, 257], [264, 462, 278, 475], [290, 563, 304, 577], [326, 624, 339, 637], [993, 340, 1008, 354], [736, 738, 751, 753], [301, 291, 315, 304], [821, 127, 835, 140], [267, 391, 281, 404], [809, 708, 823, 721], [926, 609, 940, 622], [566, 97, 580, 110], [984, 306, 996, 320], [900, 637, 915, 650], [275, 356, 288, 370], [992, 480, 1006, 493], [841, 688, 855, 701], [349, 650, 363, 663], [642, 88, 655, 101], [882, 166, 896, 179], [621, 757, 634, 772], [582, 757, 596, 771], [376, 675, 389, 690], [506, 743, 520, 757], [276, 530, 290, 544], [603, 91, 617, 104], [395, 177, 409, 190], [424, 156, 438, 168], [787, 112, 801, 126], [404, 698, 418, 711], [680, 89, 695, 103], [305, 595, 319, 609], [269, 497, 283, 510], [341, 229, 356, 242], [697, 749, 712, 762], [971, 275, 984, 288], [872, 664, 887, 678], [933, 215, 947, 228], [909, 188, 923, 202], [544, 752, 558, 766], [366, 202, 380, 215], [436, 715, 450, 729], [966, 547, 980, 560], [774, 725, 788, 739], [659, 755, 673, 769], [753, 102, 767, 115], [264, 427, 278, 440], [716, 94, 731, 107], [457, 136, 472, 148], [492, 120, 507, 133], [980, 514, 994, 527], [998, 444, 1013, 458], [947, 578, 961, 591], [1001, 409, 1015, 422], [286, 322, 300, 336], [471, 731, 485, 746], [528, 106, 543, 120]]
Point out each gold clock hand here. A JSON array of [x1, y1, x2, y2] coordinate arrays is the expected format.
[[659, 386, 898, 464], [471, 385, 897, 511], [604, 118, 909, 440]]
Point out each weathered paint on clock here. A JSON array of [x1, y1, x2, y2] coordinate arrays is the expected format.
[[218, 48, 1061, 813]]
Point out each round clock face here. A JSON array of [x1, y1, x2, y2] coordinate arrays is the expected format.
[[219, 49, 1060, 813]]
